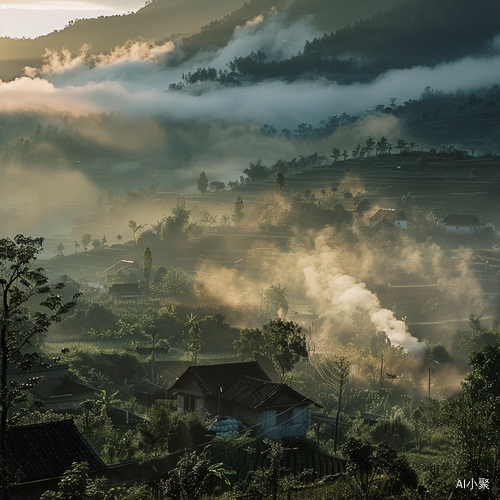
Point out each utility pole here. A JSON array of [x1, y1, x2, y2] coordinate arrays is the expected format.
[[428, 367, 432, 399], [380, 354, 384, 388], [217, 386, 222, 416]]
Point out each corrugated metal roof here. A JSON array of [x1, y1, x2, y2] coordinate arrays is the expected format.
[[223, 376, 318, 410], [169, 361, 271, 396], [370, 209, 408, 222]]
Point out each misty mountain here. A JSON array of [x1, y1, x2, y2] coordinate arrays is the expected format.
[[0, 0, 247, 80], [0, 0, 402, 80]]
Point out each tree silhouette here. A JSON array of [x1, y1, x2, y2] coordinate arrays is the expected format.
[[0, 235, 79, 498], [197, 171, 209, 195], [142, 247, 152, 300]]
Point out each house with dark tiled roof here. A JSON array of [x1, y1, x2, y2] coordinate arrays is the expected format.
[[7, 420, 105, 482], [370, 209, 408, 229], [222, 376, 320, 439], [108, 283, 143, 301], [9, 364, 97, 413], [169, 362, 319, 439], [439, 214, 494, 234]]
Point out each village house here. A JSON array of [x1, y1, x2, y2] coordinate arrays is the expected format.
[[107, 283, 144, 301], [9, 363, 97, 413], [168, 361, 320, 439], [370, 209, 408, 229], [48, 274, 81, 302], [439, 214, 495, 234]]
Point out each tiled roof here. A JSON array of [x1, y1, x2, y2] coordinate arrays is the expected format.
[[361, 412, 385, 423], [169, 361, 271, 396], [131, 380, 165, 395], [48, 275, 81, 300], [442, 214, 482, 226], [106, 405, 144, 428], [370, 209, 408, 222], [222, 376, 318, 410], [102, 260, 140, 275], [7, 420, 105, 481], [108, 283, 143, 297]]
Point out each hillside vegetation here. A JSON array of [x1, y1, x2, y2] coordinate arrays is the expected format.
[[0, 0, 405, 80]]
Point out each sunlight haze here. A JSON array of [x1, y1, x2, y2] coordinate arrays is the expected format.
[[0, 0, 142, 38]]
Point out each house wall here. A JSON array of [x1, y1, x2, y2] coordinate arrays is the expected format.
[[258, 406, 310, 439], [394, 220, 407, 229], [445, 225, 476, 234]]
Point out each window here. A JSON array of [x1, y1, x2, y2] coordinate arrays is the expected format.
[[277, 408, 294, 426], [184, 395, 196, 412]]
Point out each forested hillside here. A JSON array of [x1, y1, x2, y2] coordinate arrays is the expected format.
[[304, 0, 500, 69]]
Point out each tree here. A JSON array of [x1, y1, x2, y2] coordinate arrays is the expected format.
[[197, 171, 209, 195], [354, 197, 371, 215], [342, 438, 417, 500], [162, 450, 232, 500], [396, 139, 408, 153], [312, 353, 350, 452], [261, 284, 289, 319], [420, 297, 445, 321], [154, 268, 195, 304], [365, 137, 375, 156], [142, 248, 152, 300], [39, 462, 109, 500], [208, 180, 225, 193], [54, 242, 64, 258], [274, 172, 285, 190], [233, 328, 264, 361], [462, 342, 500, 400], [330, 147, 341, 162], [243, 159, 270, 182], [376, 136, 389, 155], [91, 238, 101, 251], [232, 196, 244, 225], [73, 241, 80, 254], [128, 220, 145, 244], [0, 235, 79, 498], [138, 400, 177, 455], [80, 234, 92, 252], [261, 319, 308, 381], [116, 234, 122, 245], [186, 322, 202, 365]]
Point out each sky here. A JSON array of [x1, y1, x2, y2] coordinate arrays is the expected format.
[[0, 0, 145, 38]]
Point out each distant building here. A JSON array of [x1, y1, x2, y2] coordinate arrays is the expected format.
[[48, 274, 80, 302], [106, 405, 144, 430], [102, 260, 141, 285], [8, 364, 96, 413], [169, 361, 320, 439], [131, 380, 166, 406], [108, 283, 143, 301], [370, 209, 408, 229], [439, 214, 494, 234]]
